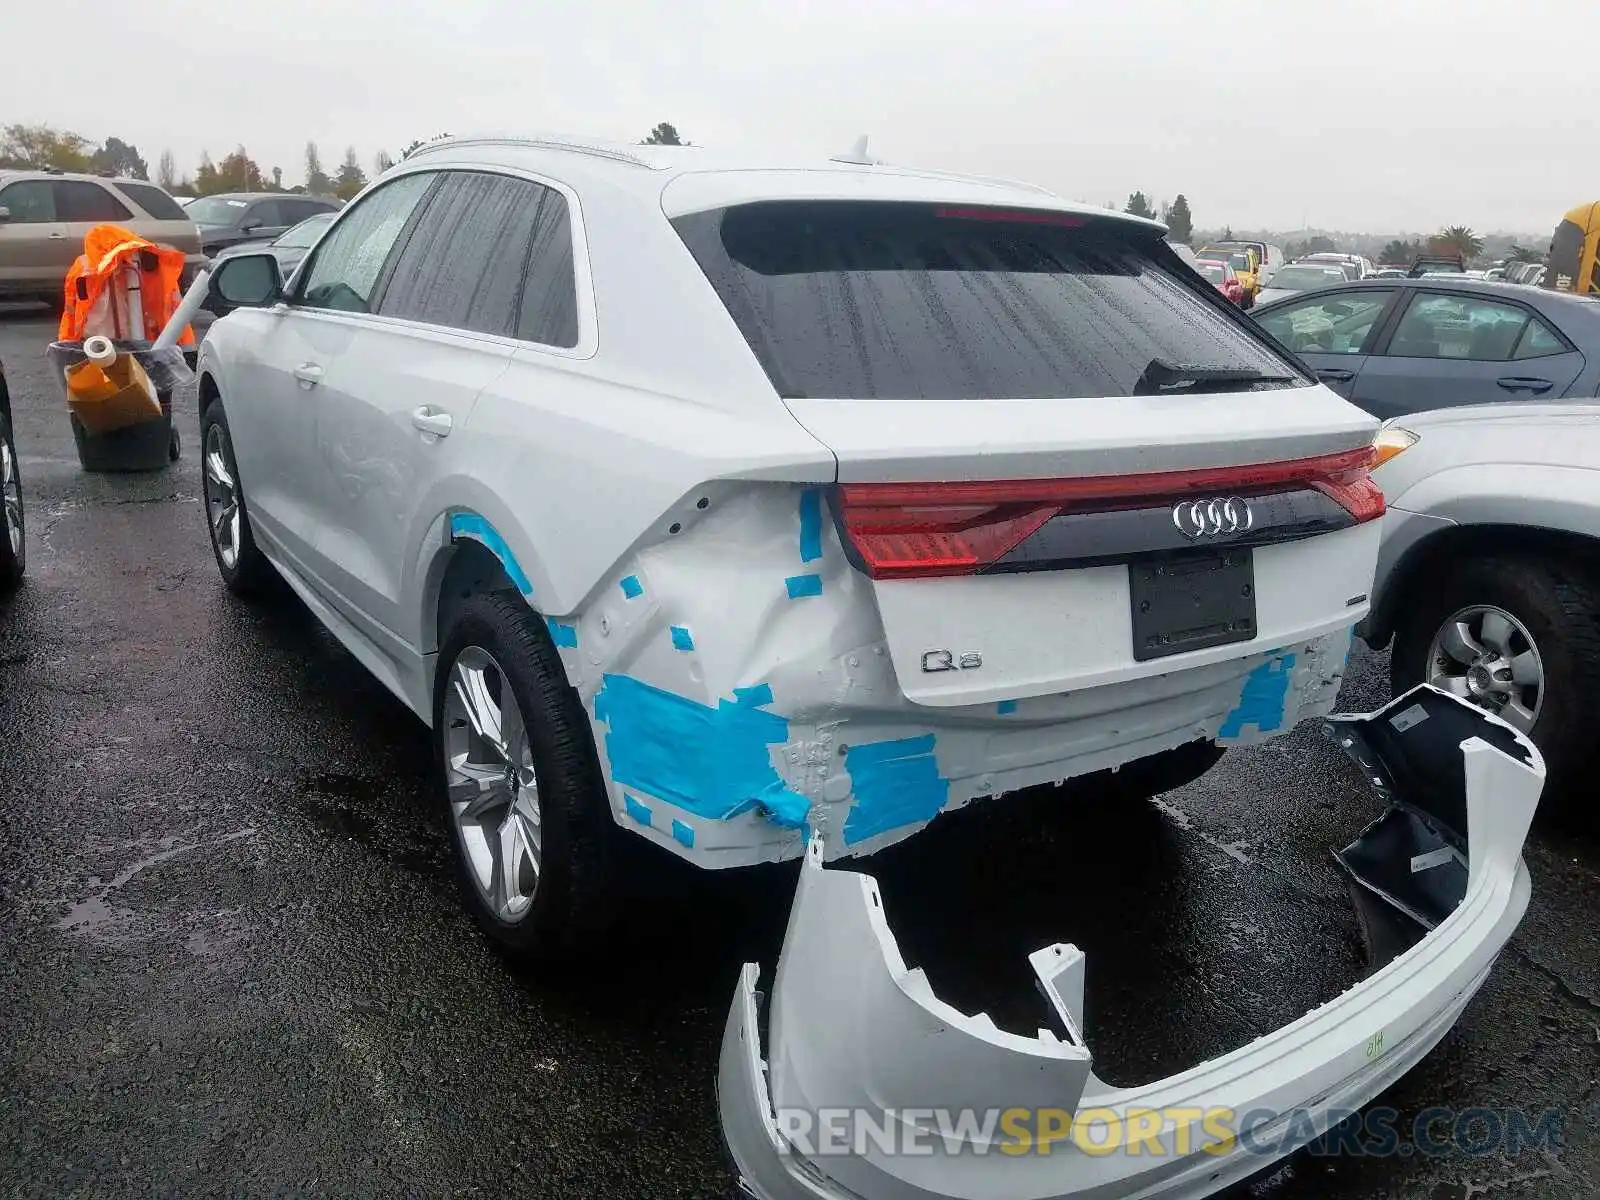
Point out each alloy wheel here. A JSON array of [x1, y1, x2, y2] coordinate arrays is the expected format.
[[1, 434, 21, 558], [442, 647, 543, 922], [1425, 604, 1545, 733], [202, 421, 241, 569]]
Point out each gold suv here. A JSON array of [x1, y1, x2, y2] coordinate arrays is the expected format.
[[0, 170, 206, 308]]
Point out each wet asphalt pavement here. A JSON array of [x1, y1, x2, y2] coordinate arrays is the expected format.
[[1, 304, 1597, 1200]]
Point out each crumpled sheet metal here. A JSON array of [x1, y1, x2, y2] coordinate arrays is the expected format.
[[718, 685, 1544, 1200]]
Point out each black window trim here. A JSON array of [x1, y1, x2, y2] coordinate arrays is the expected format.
[[1369, 286, 1576, 361]]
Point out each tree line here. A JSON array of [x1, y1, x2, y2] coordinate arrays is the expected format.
[[1, 122, 690, 201]]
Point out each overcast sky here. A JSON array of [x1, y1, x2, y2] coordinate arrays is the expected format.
[[5, 0, 1590, 234]]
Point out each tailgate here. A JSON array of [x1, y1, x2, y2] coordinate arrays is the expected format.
[[671, 196, 1382, 707]]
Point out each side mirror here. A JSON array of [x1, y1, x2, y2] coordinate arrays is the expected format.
[[0, 206, 10, 224], [203, 252, 284, 316], [240, 217, 263, 233]]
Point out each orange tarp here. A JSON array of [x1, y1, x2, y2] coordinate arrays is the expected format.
[[58, 224, 195, 346]]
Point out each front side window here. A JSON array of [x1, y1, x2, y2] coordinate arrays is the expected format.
[[0, 180, 55, 222], [378, 171, 549, 337], [675, 202, 1300, 400], [297, 173, 433, 314], [244, 201, 283, 228], [1255, 291, 1393, 355], [1386, 294, 1533, 360]]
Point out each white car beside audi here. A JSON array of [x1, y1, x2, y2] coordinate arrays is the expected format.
[[194, 135, 1542, 1200]]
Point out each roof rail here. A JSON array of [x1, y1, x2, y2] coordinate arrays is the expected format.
[[405, 134, 658, 169]]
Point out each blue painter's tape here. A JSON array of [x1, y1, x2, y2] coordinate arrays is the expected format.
[[671, 819, 694, 848], [1219, 653, 1298, 739], [448, 512, 533, 597], [593, 675, 809, 824], [842, 735, 949, 846], [733, 683, 774, 708], [546, 618, 577, 648], [624, 795, 652, 826], [798, 489, 823, 563], [996, 700, 1018, 715], [620, 575, 643, 599], [670, 625, 695, 652], [785, 574, 823, 599], [760, 789, 810, 829]]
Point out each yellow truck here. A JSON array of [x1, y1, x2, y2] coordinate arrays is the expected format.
[[1545, 201, 1600, 295], [1196, 244, 1261, 307]]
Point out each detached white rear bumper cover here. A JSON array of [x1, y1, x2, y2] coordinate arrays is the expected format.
[[718, 686, 1543, 1200]]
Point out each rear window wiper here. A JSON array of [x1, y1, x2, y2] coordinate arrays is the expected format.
[[1135, 360, 1296, 395]]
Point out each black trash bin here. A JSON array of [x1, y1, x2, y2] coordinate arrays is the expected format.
[[46, 340, 186, 472]]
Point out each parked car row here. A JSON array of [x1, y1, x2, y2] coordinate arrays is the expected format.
[[0, 171, 340, 310], [1251, 274, 1600, 419]]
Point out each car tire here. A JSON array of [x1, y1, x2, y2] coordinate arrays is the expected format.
[[0, 408, 25, 592], [434, 592, 624, 961], [199, 400, 273, 595], [1391, 554, 1600, 820]]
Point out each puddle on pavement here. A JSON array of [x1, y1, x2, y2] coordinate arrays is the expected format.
[[56, 828, 257, 951]]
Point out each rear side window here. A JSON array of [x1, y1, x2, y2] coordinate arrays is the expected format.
[[113, 182, 188, 221], [514, 189, 578, 348], [379, 171, 572, 341], [281, 197, 335, 223], [54, 181, 132, 222], [673, 202, 1298, 400]]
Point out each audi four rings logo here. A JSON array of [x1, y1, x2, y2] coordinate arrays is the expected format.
[[1173, 496, 1254, 539]]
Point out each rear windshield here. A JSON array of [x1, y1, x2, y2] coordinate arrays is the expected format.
[[1271, 266, 1345, 289], [1196, 263, 1227, 283], [673, 201, 1298, 400]]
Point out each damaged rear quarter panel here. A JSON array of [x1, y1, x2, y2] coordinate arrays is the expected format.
[[540, 476, 1360, 866]]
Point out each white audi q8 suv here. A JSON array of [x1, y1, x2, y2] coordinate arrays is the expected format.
[[195, 135, 1383, 958]]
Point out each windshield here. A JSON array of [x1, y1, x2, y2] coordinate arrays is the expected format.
[[1272, 266, 1345, 289], [276, 213, 335, 248], [674, 200, 1301, 400], [185, 196, 248, 226], [1196, 263, 1228, 283]]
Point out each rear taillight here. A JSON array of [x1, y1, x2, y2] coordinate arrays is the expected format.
[[836, 446, 1385, 580]]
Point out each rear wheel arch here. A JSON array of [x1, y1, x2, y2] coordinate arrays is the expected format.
[[197, 370, 220, 419], [1368, 523, 1600, 647], [430, 538, 530, 655]]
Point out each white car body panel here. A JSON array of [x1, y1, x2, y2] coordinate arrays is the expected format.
[[719, 687, 1544, 1200], [198, 135, 1384, 870], [1366, 404, 1600, 643]]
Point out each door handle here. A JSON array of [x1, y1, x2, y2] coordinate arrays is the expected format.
[[292, 362, 323, 388], [1495, 376, 1553, 394], [411, 406, 453, 438], [1316, 367, 1356, 383], [48, 231, 69, 240]]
